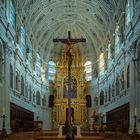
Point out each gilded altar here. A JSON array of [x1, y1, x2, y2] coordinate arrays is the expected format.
[[52, 45, 88, 128]]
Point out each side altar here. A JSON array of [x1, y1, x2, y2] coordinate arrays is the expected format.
[[52, 45, 88, 129]]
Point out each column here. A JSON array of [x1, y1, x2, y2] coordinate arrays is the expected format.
[[58, 106, 59, 123], [78, 106, 80, 124], [2, 43, 12, 134], [75, 104, 78, 124], [40, 83, 43, 106], [43, 89, 53, 130], [129, 60, 137, 134], [136, 84, 140, 133], [56, 106, 58, 123], [87, 108, 93, 130], [81, 106, 83, 123], [13, 48, 18, 96]]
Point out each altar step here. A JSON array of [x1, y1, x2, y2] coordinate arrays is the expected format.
[[2, 131, 139, 140], [34, 136, 105, 140], [1, 132, 39, 140], [39, 130, 58, 136], [81, 131, 105, 136]]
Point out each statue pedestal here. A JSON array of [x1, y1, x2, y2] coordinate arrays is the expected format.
[[74, 124, 82, 138], [57, 124, 81, 138], [57, 125, 64, 138]]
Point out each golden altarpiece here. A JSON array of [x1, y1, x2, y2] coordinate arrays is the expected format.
[[52, 45, 88, 128]]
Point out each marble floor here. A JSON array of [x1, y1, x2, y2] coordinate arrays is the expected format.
[[0, 131, 140, 140]]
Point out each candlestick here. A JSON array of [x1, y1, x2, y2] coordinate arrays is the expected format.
[[131, 115, 139, 137], [135, 107, 137, 116], [0, 115, 7, 137], [3, 107, 5, 115]]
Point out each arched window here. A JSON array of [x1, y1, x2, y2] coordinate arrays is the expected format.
[[0, 44, 3, 83], [100, 91, 104, 105], [9, 0, 15, 28], [10, 64, 13, 88], [121, 70, 124, 90], [25, 84, 28, 98], [99, 53, 104, 75], [115, 25, 120, 46], [42, 95, 46, 106], [127, 65, 130, 88], [125, 0, 131, 26], [115, 25, 120, 54], [108, 43, 112, 62], [94, 96, 98, 106], [15, 72, 19, 91], [137, 42, 140, 75], [84, 61, 92, 81], [112, 82, 115, 97], [20, 25, 26, 56], [33, 91, 36, 103], [116, 75, 120, 96], [93, 66, 98, 78], [29, 85, 32, 101], [21, 76, 24, 96], [108, 84, 111, 101], [105, 91, 107, 103], [48, 61, 56, 80], [29, 40, 33, 67], [35, 53, 41, 77], [36, 91, 41, 105]]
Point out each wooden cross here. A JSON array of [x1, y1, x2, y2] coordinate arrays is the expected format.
[[53, 31, 86, 44], [53, 31, 86, 138]]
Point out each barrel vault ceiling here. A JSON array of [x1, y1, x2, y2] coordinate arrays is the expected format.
[[16, 0, 124, 65]]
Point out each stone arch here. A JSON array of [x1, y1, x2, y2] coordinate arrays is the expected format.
[[29, 84, 32, 101], [100, 90, 104, 105], [127, 64, 130, 88], [0, 40, 3, 83], [33, 90, 36, 103], [136, 39, 140, 74], [42, 94, 46, 106], [21, 75, 24, 95], [25, 83, 28, 98], [36, 91, 41, 105], [105, 90, 107, 103], [10, 64, 13, 89], [121, 70, 125, 90], [112, 81, 115, 97], [108, 84, 111, 101], [94, 96, 98, 106], [116, 75, 120, 96], [15, 71, 19, 91]]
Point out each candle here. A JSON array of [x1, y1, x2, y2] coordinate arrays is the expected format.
[[135, 107, 137, 116], [3, 107, 5, 115]]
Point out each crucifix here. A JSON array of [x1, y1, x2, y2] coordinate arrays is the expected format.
[[53, 31, 86, 139]]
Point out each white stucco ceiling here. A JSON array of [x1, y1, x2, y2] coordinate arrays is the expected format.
[[17, 0, 122, 64]]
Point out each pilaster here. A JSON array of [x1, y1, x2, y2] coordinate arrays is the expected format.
[[2, 42, 12, 134], [129, 59, 137, 134]]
